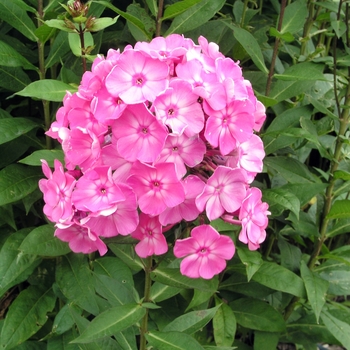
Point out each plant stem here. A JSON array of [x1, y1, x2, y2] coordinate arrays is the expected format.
[[241, 0, 249, 27], [78, 23, 87, 73], [37, 0, 52, 150], [265, 0, 287, 96], [139, 256, 153, 350], [300, 0, 315, 56], [155, 0, 164, 37]]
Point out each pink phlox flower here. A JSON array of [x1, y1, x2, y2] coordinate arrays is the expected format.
[[203, 99, 255, 155], [131, 213, 168, 258], [198, 36, 224, 61], [112, 103, 168, 163], [77, 71, 102, 100], [127, 161, 185, 216], [225, 134, 265, 183], [84, 184, 139, 236], [55, 223, 107, 256], [100, 143, 132, 182], [196, 166, 247, 221], [91, 49, 120, 80], [39, 159, 76, 224], [244, 80, 266, 131], [159, 175, 205, 225], [156, 133, 206, 179], [91, 86, 127, 125], [134, 34, 190, 63], [68, 107, 108, 139], [239, 187, 270, 250], [175, 59, 219, 100], [60, 127, 101, 171], [153, 79, 204, 137], [72, 166, 125, 215], [173, 224, 235, 279], [105, 50, 169, 104]]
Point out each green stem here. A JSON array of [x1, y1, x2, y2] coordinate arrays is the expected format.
[[78, 23, 87, 73], [155, 0, 164, 37], [37, 0, 52, 149], [300, 0, 315, 56], [240, 0, 249, 27], [265, 0, 287, 96], [139, 256, 153, 350]]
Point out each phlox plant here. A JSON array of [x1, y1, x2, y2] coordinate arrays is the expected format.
[[39, 34, 270, 281]]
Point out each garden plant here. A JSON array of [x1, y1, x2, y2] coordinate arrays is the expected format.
[[0, 0, 350, 349]]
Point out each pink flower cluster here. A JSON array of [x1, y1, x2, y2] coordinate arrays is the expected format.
[[40, 35, 270, 279]]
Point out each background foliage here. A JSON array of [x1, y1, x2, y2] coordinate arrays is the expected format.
[[0, 0, 349, 349]]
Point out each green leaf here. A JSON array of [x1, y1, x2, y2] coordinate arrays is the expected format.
[[0, 118, 40, 145], [213, 298, 236, 347], [146, 331, 205, 350], [254, 331, 279, 350], [252, 261, 306, 298], [109, 243, 144, 272], [93, 1, 150, 39], [126, 4, 155, 41], [278, 238, 302, 272], [68, 32, 94, 57], [0, 228, 41, 298], [19, 149, 65, 167], [0, 40, 37, 70], [224, 23, 268, 74], [230, 298, 286, 332], [45, 31, 71, 69], [145, 0, 157, 17], [269, 80, 316, 102], [0, 164, 42, 206], [151, 267, 218, 293], [19, 225, 71, 256], [150, 282, 182, 303], [165, 0, 226, 35], [0, 1, 37, 41], [274, 62, 326, 82], [34, 24, 57, 44], [16, 80, 77, 102], [264, 156, 317, 183], [327, 217, 350, 238], [44, 19, 77, 33], [321, 310, 350, 349], [56, 254, 100, 315], [163, 305, 220, 334], [330, 12, 347, 38], [162, 0, 202, 20], [0, 286, 56, 349], [237, 247, 263, 281], [300, 261, 328, 323], [185, 289, 213, 311], [71, 303, 146, 343], [52, 304, 76, 335], [0, 66, 31, 92], [327, 200, 350, 219], [319, 270, 350, 296], [262, 188, 300, 219], [280, 0, 308, 34], [88, 16, 119, 31]]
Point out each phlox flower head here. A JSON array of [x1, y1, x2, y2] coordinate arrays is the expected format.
[[239, 187, 270, 250], [174, 225, 235, 279]]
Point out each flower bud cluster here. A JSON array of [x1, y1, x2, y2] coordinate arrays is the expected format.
[[40, 35, 270, 279]]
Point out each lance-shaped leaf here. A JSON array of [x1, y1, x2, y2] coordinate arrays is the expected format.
[[252, 261, 306, 298], [226, 23, 269, 74], [0, 40, 37, 70], [300, 261, 328, 323], [230, 298, 286, 332], [19, 149, 65, 167], [280, 0, 308, 34], [0, 164, 42, 206], [213, 298, 236, 347], [0, 228, 41, 298], [321, 310, 350, 349], [71, 303, 146, 343], [0, 286, 56, 349], [0, 66, 31, 92], [0, 0, 37, 41], [56, 254, 99, 315], [151, 267, 218, 293], [165, 0, 226, 35], [327, 199, 350, 219], [16, 80, 77, 102], [162, 0, 202, 20], [0, 117, 40, 145], [163, 305, 220, 334], [19, 224, 71, 257], [237, 246, 263, 281], [146, 331, 205, 350]]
